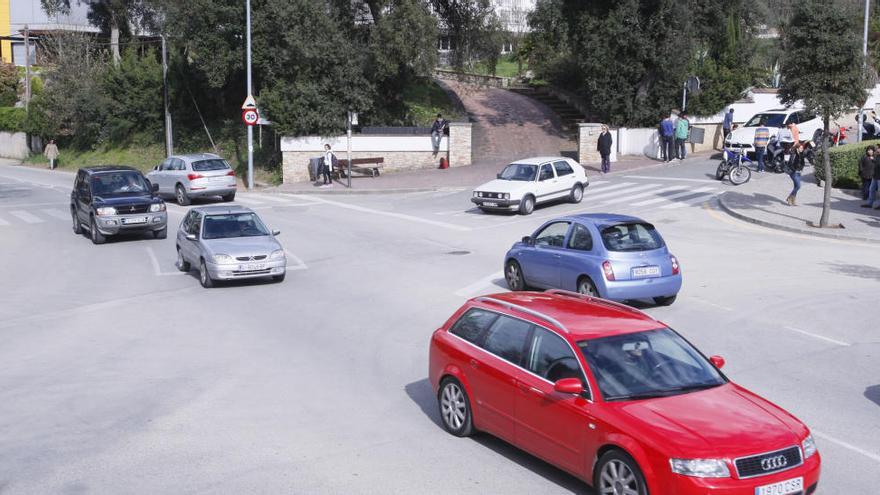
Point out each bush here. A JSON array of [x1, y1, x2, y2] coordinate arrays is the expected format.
[[815, 141, 868, 189], [0, 63, 18, 107], [0, 107, 26, 132]]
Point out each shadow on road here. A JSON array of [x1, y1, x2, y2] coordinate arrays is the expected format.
[[824, 262, 880, 281], [864, 385, 880, 407], [404, 378, 593, 494]]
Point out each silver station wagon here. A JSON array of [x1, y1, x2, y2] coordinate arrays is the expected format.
[[147, 153, 237, 205], [176, 206, 287, 288]]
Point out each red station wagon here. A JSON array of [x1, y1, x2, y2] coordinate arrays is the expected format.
[[429, 291, 821, 495]]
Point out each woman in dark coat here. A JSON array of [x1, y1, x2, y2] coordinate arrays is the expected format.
[[597, 125, 613, 173]]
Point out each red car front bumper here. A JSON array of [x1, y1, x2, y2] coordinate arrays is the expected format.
[[660, 453, 820, 495]]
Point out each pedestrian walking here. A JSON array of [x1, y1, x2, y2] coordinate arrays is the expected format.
[[753, 122, 770, 173], [859, 146, 876, 201], [786, 143, 806, 206], [597, 125, 613, 173], [431, 113, 447, 156], [321, 144, 336, 187], [44, 139, 59, 170], [863, 148, 880, 209], [722, 108, 734, 141], [674, 113, 689, 160], [660, 113, 675, 163]]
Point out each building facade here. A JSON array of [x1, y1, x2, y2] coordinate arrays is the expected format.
[[1, 0, 95, 65]]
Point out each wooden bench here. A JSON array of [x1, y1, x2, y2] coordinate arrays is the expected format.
[[334, 157, 385, 179]]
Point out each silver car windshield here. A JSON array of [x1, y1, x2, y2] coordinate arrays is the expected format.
[[203, 213, 270, 239], [192, 159, 231, 172], [500, 163, 537, 181]]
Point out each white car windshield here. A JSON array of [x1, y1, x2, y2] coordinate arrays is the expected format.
[[745, 113, 786, 128], [500, 163, 537, 181]]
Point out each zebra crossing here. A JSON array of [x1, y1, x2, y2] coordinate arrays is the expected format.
[[0, 207, 68, 227]]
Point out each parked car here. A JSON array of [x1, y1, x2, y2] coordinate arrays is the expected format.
[[724, 109, 821, 155], [70, 166, 167, 245], [504, 213, 681, 306], [176, 206, 286, 288], [471, 157, 588, 215], [147, 153, 237, 205], [429, 291, 821, 495]]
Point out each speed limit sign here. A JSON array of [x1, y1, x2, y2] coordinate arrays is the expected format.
[[242, 108, 259, 126]]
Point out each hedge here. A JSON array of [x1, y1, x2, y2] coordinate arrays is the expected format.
[[0, 107, 26, 132], [814, 141, 870, 190]]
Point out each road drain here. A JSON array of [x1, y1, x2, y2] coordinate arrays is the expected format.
[[446, 250, 471, 256]]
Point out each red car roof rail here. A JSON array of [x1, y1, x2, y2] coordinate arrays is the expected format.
[[545, 289, 656, 320], [475, 296, 569, 334]]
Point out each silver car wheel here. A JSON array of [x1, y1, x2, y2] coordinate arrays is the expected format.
[[578, 278, 598, 297], [599, 459, 639, 495], [441, 382, 467, 431], [506, 261, 523, 291]]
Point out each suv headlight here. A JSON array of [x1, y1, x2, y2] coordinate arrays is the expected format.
[[213, 254, 235, 264], [802, 434, 817, 459], [150, 203, 166, 212], [670, 458, 730, 478], [96, 206, 116, 216], [269, 249, 285, 260]]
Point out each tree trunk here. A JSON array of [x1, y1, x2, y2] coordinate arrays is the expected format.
[[819, 115, 832, 227], [110, 20, 121, 65]]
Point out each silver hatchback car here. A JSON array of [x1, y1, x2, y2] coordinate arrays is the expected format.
[[147, 153, 237, 205], [176, 206, 286, 288]]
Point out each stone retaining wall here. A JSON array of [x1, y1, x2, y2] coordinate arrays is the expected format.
[[0, 132, 29, 160]]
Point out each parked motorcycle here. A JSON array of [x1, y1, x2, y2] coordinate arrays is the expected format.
[[716, 146, 752, 185], [765, 136, 787, 174]]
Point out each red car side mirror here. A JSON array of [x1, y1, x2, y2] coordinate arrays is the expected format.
[[553, 378, 584, 395], [709, 355, 726, 369]]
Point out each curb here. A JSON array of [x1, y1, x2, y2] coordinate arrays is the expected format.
[[265, 186, 448, 196], [717, 192, 880, 244]]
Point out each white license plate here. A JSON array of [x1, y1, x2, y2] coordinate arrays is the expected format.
[[632, 265, 661, 278], [121, 216, 148, 225], [238, 263, 266, 272], [483, 202, 497, 207], [755, 477, 803, 495], [210, 176, 227, 183]]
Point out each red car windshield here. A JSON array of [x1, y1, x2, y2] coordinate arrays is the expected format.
[[578, 328, 725, 401]]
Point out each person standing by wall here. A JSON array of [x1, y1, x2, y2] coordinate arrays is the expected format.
[[321, 144, 336, 188], [786, 143, 806, 206], [863, 147, 880, 209], [859, 146, 876, 201], [722, 108, 734, 142], [597, 125, 613, 173], [431, 113, 447, 157], [44, 139, 59, 170], [674, 113, 690, 160], [660, 113, 675, 163], [753, 122, 770, 173]]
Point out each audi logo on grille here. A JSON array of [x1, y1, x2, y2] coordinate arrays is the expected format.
[[761, 455, 788, 471]]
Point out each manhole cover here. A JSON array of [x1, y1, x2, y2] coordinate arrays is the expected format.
[[446, 250, 471, 256]]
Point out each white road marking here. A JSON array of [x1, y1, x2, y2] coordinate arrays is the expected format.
[[283, 249, 309, 271], [41, 208, 70, 220], [0, 215, 9, 226], [232, 197, 267, 206], [813, 430, 880, 463], [586, 180, 609, 187], [0, 202, 68, 209], [8, 210, 44, 224], [454, 270, 506, 297], [146, 246, 186, 276], [689, 297, 734, 312], [593, 186, 681, 207], [434, 209, 471, 216], [583, 182, 637, 195], [624, 175, 719, 183], [658, 192, 718, 209], [631, 186, 716, 206], [249, 194, 294, 203], [585, 183, 659, 202], [292, 195, 471, 232], [783, 326, 850, 347]]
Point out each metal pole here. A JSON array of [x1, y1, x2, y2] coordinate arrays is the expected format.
[[161, 35, 173, 157], [859, 0, 870, 143], [347, 112, 352, 189], [246, 0, 254, 189], [681, 83, 687, 113], [24, 25, 30, 111]]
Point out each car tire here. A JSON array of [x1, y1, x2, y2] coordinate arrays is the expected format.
[[153, 227, 167, 239], [199, 259, 214, 288], [653, 295, 677, 306], [715, 160, 726, 180], [71, 208, 82, 235], [90, 216, 106, 245], [577, 276, 599, 297], [438, 377, 474, 437], [594, 450, 648, 495], [222, 192, 235, 202], [272, 273, 286, 283], [176, 247, 190, 272], [569, 184, 584, 203], [176, 184, 191, 206], [519, 195, 535, 215], [505, 260, 527, 291]]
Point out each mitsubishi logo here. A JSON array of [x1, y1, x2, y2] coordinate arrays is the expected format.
[[129, 206, 136, 212], [760, 455, 788, 471]]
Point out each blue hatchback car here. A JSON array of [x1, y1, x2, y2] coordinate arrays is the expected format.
[[504, 213, 682, 305]]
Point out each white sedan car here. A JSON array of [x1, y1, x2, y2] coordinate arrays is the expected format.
[[724, 109, 821, 154], [471, 156, 588, 215]]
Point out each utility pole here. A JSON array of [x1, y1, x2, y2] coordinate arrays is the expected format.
[[23, 25, 30, 111], [161, 35, 173, 157], [860, 0, 870, 143], [246, 0, 254, 189], [347, 111, 353, 189]]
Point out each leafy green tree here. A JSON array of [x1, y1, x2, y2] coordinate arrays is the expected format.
[[0, 63, 19, 107], [102, 48, 163, 142], [430, 0, 503, 72], [779, 0, 868, 227]]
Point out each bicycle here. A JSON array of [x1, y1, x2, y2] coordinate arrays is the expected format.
[[715, 146, 752, 185]]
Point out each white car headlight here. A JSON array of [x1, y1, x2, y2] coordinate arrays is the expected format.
[[213, 254, 235, 264], [802, 434, 817, 459], [473, 191, 479, 198], [150, 203, 166, 212], [269, 249, 285, 260], [670, 458, 730, 478], [502, 193, 510, 200], [96, 206, 116, 216]]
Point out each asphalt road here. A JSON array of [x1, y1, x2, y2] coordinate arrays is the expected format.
[[0, 158, 878, 494]]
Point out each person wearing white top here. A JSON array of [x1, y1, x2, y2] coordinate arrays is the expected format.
[[321, 144, 336, 187]]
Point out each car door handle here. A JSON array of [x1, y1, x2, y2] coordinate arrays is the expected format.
[[518, 383, 545, 397], [469, 359, 479, 369]]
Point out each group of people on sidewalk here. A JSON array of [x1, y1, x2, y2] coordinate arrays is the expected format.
[[858, 145, 880, 210], [659, 112, 691, 163]]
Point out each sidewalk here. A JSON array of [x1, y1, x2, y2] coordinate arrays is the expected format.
[[270, 153, 714, 195], [718, 168, 880, 243]]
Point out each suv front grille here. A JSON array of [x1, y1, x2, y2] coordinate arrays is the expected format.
[[117, 204, 150, 214], [735, 446, 802, 479], [235, 255, 267, 261]]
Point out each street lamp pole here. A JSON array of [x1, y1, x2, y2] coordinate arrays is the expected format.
[[860, 0, 870, 143], [161, 34, 173, 157], [246, 0, 254, 189]]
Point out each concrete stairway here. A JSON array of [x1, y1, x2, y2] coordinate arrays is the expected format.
[[508, 86, 588, 136]]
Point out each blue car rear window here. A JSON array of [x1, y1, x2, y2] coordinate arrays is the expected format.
[[600, 223, 664, 252]]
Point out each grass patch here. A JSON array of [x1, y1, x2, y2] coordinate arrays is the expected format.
[[472, 55, 525, 78], [401, 79, 463, 126], [24, 144, 167, 173]]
